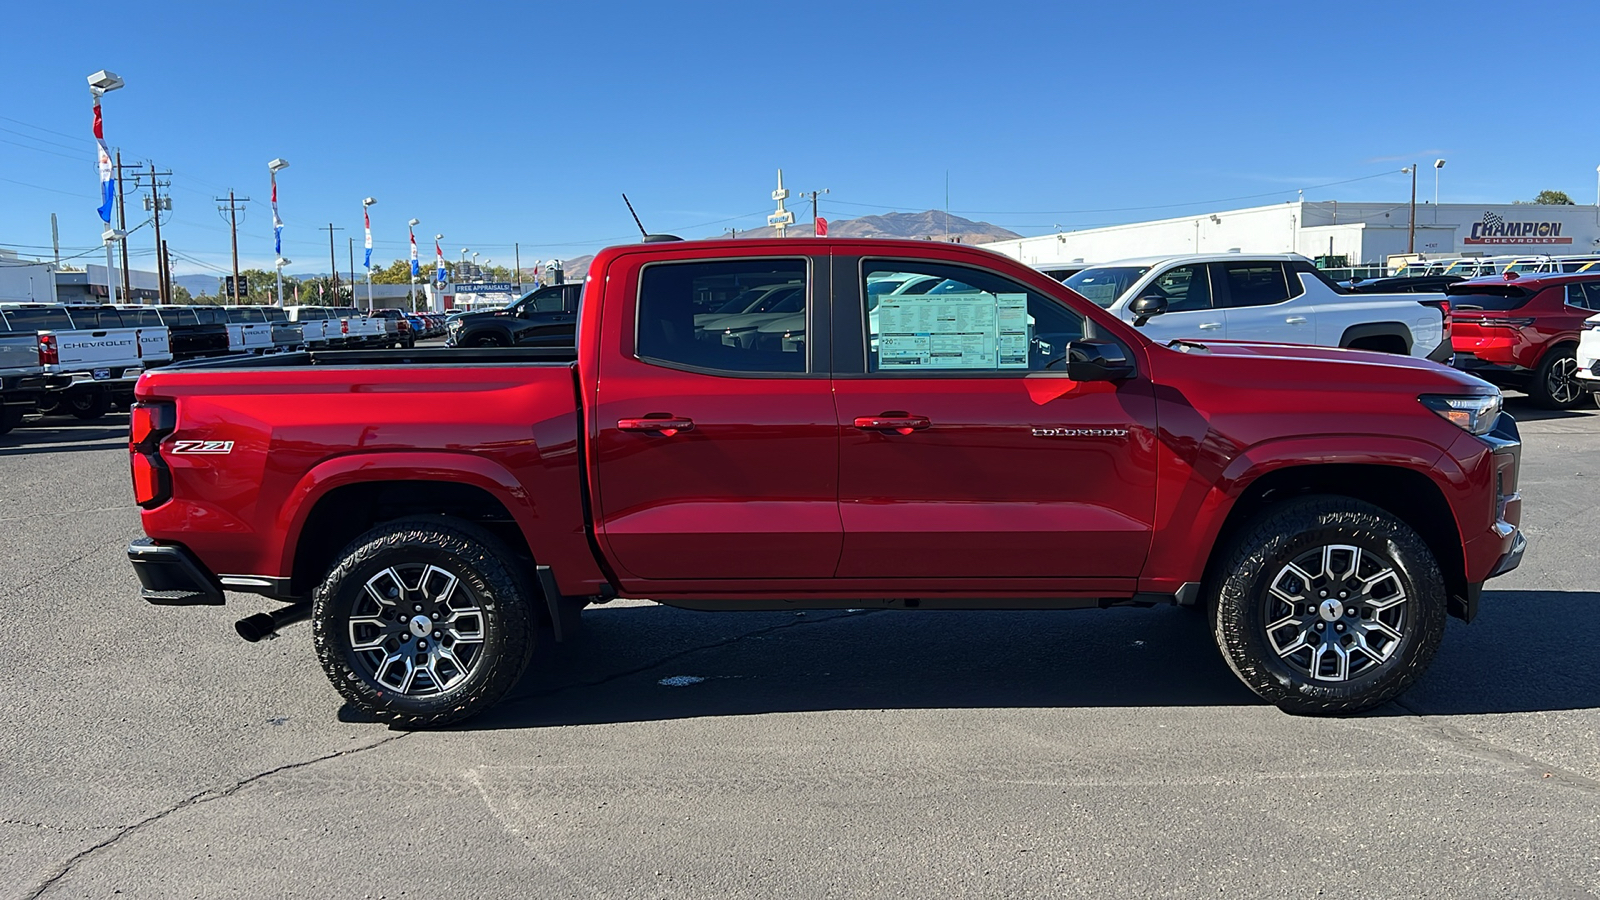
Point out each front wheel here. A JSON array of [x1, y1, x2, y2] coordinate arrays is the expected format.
[[312, 516, 539, 727], [1528, 345, 1589, 410], [1208, 495, 1446, 715]]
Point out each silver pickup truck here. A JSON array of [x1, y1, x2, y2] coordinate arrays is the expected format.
[[0, 328, 46, 435], [0, 304, 172, 420]]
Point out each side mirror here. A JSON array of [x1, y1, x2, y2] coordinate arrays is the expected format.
[[1130, 294, 1168, 327], [1066, 340, 1135, 382]]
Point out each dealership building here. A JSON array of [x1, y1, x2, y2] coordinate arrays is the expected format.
[[979, 201, 1600, 270]]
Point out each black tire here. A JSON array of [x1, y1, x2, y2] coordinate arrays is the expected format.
[[312, 516, 539, 727], [66, 390, 111, 421], [0, 405, 23, 435], [1527, 344, 1589, 410], [36, 394, 60, 416], [1208, 495, 1446, 715], [468, 333, 509, 348]]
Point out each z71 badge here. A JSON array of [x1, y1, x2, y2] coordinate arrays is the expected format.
[[170, 440, 235, 455]]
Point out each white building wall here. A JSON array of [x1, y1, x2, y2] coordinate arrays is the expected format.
[[981, 200, 1600, 268], [0, 261, 59, 303]]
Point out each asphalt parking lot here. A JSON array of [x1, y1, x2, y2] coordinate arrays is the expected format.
[[2, 398, 1597, 900]]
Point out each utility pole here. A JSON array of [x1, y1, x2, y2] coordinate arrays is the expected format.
[[133, 163, 173, 302], [321, 224, 344, 302], [348, 238, 355, 305], [799, 189, 829, 234], [215, 191, 250, 302], [114, 150, 131, 301], [162, 241, 173, 301], [1402, 164, 1417, 254], [514, 242, 521, 292]]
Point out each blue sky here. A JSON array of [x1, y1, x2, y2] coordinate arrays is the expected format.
[[2, 0, 1597, 279]]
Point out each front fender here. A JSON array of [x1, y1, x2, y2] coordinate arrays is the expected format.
[[1141, 433, 1454, 592]]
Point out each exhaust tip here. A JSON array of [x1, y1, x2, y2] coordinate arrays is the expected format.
[[235, 612, 278, 642]]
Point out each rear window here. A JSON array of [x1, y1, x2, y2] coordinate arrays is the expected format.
[[0, 307, 75, 332], [263, 307, 288, 323], [156, 308, 199, 326], [1445, 283, 1535, 311], [121, 308, 165, 327], [64, 307, 124, 329]]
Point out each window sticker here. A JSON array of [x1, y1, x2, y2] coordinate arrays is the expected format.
[[877, 291, 1030, 370]]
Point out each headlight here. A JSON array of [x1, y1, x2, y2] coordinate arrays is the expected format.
[[1419, 393, 1502, 435]]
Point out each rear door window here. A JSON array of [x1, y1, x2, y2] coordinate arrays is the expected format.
[[1217, 262, 1293, 308], [1144, 264, 1214, 313], [636, 258, 810, 374]]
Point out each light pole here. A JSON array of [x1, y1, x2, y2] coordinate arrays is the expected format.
[[362, 197, 376, 312], [407, 218, 420, 312], [1401, 165, 1417, 253], [276, 258, 292, 305], [269, 158, 290, 306], [1433, 159, 1445, 225], [88, 70, 124, 305], [472, 252, 479, 279]]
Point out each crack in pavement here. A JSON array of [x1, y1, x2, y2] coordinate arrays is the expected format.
[[501, 608, 886, 711], [1388, 697, 1600, 795], [22, 733, 412, 900]]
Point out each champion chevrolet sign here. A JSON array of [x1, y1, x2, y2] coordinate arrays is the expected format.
[[1463, 211, 1573, 245]]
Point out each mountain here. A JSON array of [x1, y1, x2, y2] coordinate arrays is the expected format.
[[718, 210, 1020, 244]]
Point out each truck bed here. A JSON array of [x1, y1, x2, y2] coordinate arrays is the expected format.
[[156, 346, 578, 370]]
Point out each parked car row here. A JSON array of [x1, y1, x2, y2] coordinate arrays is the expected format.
[[0, 303, 451, 437], [1396, 253, 1600, 279]]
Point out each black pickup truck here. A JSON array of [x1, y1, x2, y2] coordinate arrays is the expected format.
[[120, 306, 232, 361], [445, 283, 581, 348]]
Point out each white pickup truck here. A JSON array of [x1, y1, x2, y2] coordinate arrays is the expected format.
[[1059, 254, 1449, 360], [0, 303, 172, 419], [218, 307, 276, 353], [0, 328, 46, 434]]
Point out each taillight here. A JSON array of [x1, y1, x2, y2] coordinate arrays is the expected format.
[[38, 332, 58, 366], [129, 400, 176, 508], [342, 320, 349, 334]]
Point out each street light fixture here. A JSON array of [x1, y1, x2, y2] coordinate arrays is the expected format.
[[269, 158, 290, 306], [89, 70, 124, 305]]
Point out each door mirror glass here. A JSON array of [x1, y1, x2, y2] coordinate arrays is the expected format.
[[1130, 294, 1168, 326], [1066, 340, 1135, 381]]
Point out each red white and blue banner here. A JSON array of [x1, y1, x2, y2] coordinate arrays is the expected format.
[[410, 230, 419, 279], [435, 240, 445, 284], [93, 102, 114, 224], [363, 208, 373, 269]]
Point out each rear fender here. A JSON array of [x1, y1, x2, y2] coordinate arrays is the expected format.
[[275, 451, 538, 576]]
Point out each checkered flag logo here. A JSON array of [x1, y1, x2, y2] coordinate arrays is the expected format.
[[1483, 211, 1504, 228]]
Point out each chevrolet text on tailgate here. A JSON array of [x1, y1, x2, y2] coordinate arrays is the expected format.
[[126, 238, 1525, 727]]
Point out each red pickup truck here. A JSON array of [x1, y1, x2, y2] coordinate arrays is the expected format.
[[126, 238, 1525, 726]]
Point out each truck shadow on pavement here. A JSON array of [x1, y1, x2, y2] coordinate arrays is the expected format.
[[1500, 396, 1598, 422], [425, 589, 1597, 731], [0, 413, 129, 455]]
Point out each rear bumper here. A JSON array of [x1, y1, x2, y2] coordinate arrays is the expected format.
[[1452, 352, 1528, 385], [127, 538, 225, 605]]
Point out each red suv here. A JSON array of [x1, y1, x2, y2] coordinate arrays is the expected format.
[[1448, 272, 1600, 408]]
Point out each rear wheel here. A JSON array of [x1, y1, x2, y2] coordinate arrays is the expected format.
[[312, 516, 539, 727], [0, 406, 23, 435], [66, 389, 110, 420], [1208, 495, 1446, 715], [1528, 345, 1589, 409], [468, 333, 509, 348]]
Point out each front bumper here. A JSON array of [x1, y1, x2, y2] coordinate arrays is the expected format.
[[127, 538, 224, 605]]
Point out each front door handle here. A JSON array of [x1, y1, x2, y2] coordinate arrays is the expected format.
[[617, 415, 695, 437], [1198, 322, 1223, 331], [854, 414, 931, 435], [1285, 315, 1309, 325]]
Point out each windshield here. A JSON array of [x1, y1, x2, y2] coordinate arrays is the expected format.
[[1063, 266, 1153, 308]]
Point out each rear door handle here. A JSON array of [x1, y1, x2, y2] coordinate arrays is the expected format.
[[1285, 316, 1309, 325], [854, 414, 931, 435], [1197, 322, 1222, 331], [617, 415, 694, 436]]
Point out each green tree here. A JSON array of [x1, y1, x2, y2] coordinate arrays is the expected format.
[[371, 258, 416, 285], [1534, 190, 1575, 205], [170, 283, 192, 304]]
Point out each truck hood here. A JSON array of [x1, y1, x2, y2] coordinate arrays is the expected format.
[[1156, 339, 1492, 392]]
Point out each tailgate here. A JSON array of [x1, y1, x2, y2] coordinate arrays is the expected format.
[[56, 327, 142, 369], [0, 334, 39, 372]]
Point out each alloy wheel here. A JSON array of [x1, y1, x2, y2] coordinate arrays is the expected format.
[[1548, 356, 1580, 405], [347, 563, 487, 695], [1262, 544, 1408, 682]]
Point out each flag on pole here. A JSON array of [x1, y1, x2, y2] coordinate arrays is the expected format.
[[271, 175, 283, 255], [294, 283, 299, 303], [363, 209, 372, 269], [435, 240, 446, 285], [410, 231, 419, 279], [93, 102, 114, 224]]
